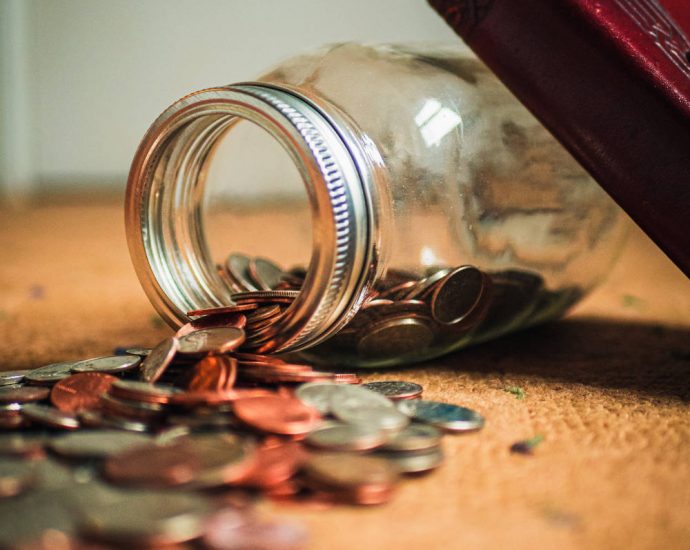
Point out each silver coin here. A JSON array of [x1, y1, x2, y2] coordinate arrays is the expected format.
[[397, 400, 485, 432], [24, 361, 76, 385], [382, 423, 443, 452], [331, 385, 409, 432], [72, 354, 142, 374], [21, 403, 80, 430], [248, 257, 284, 291], [356, 317, 434, 358], [49, 431, 153, 459], [377, 447, 444, 474], [0, 458, 40, 498], [111, 380, 181, 400], [405, 267, 453, 300], [294, 382, 341, 415], [0, 369, 32, 387], [178, 327, 245, 355], [125, 348, 152, 357], [430, 265, 487, 325], [77, 490, 212, 546], [182, 434, 256, 489], [225, 253, 259, 292], [140, 337, 179, 383], [80, 410, 150, 433], [305, 422, 386, 452], [303, 452, 398, 489], [362, 381, 423, 400]]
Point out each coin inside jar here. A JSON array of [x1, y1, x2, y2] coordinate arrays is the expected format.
[[356, 317, 434, 358], [430, 266, 488, 325]]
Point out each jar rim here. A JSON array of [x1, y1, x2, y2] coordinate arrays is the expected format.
[[125, 83, 383, 352]]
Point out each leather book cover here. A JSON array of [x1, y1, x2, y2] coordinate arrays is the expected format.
[[429, 0, 690, 277]]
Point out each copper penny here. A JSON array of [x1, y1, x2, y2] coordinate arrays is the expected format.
[[104, 442, 200, 487], [233, 395, 320, 435], [50, 372, 118, 413], [0, 386, 50, 404], [188, 355, 237, 392], [176, 312, 247, 337], [187, 304, 257, 317], [237, 440, 305, 488]]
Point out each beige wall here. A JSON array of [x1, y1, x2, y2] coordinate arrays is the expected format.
[[0, 0, 462, 198]]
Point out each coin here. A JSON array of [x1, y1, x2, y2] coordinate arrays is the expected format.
[[362, 381, 423, 400], [21, 403, 80, 430], [140, 337, 179, 383], [125, 347, 152, 357], [50, 372, 118, 412], [0, 369, 32, 387], [376, 447, 444, 474], [178, 327, 246, 355], [186, 303, 258, 317], [225, 253, 259, 292], [294, 382, 340, 415], [182, 434, 256, 488], [330, 385, 409, 432], [356, 317, 434, 358], [237, 440, 304, 489], [0, 434, 46, 458], [306, 422, 386, 452], [381, 423, 442, 452], [248, 257, 285, 291], [188, 355, 237, 392], [72, 354, 142, 374], [0, 458, 40, 498], [430, 266, 488, 325], [109, 380, 181, 404], [24, 361, 76, 385], [302, 452, 398, 496], [231, 290, 299, 305], [233, 395, 320, 436], [0, 386, 50, 404], [398, 400, 485, 432], [204, 512, 309, 550], [49, 431, 152, 459]]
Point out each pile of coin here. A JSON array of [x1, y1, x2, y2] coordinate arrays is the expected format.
[[0, 298, 485, 548], [219, 253, 581, 363]]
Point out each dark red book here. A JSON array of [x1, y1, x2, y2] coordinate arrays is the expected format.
[[429, 0, 690, 277]]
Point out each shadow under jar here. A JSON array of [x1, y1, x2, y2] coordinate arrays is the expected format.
[[126, 43, 628, 368]]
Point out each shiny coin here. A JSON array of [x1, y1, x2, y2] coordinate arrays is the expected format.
[[331, 385, 408, 432], [233, 395, 320, 436], [24, 361, 76, 385], [294, 382, 341, 415], [398, 399, 485, 432], [0, 369, 32, 387], [178, 327, 246, 355], [232, 290, 299, 305], [140, 337, 179, 383], [363, 381, 423, 400], [306, 422, 386, 452], [0, 386, 50, 404], [188, 355, 237, 392], [248, 257, 285, 291], [356, 317, 434, 358], [376, 447, 444, 474], [21, 403, 80, 430], [72, 354, 142, 374], [78, 490, 212, 546], [381, 423, 443, 452], [431, 265, 487, 325], [50, 372, 117, 412], [226, 253, 259, 292], [48, 431, 153, 459]]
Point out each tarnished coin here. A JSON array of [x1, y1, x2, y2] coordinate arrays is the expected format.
[[21, 403, 80, 430], [178, 327, 246, 355], [125, 347, 152, 357], [294, 382, 341, 415], [140, 337, 179, 383], [24, 361, 76, 385], [430, 265, 487, 325], [362, 381, 423, 400], [109, 380, 181, 404], [49, 431, 152, 459], [248, 257, 285, 291], [72, 354, 142, 374], [233, 395, 320, 436], [376, 447, 444, 474], [306, 422, 386, 452], [0, 369, 32, 387], [50, 372, 117, 412], [382, 423, 442, 452], [356, 317, 434, 358], [398, 399, 485, 432], [181, 434, 257, 488], [78, 490, 212, 546], [0, 386, 50, 404]]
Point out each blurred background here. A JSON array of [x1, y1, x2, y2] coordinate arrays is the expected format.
[[0, 0, 461, 203]]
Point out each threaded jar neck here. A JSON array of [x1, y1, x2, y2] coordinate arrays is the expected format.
[[126, 83, 386, 352]]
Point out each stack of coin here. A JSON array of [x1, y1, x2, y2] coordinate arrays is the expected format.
[[219, 253, 581, 362]]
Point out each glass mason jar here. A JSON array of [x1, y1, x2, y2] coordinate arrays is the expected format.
[[125, 43, 627, 368]]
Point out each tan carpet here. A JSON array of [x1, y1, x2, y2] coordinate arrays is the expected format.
[[1, 198, 689, 549]]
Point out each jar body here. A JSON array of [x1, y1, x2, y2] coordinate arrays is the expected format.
[[126, 43, 627, 367]]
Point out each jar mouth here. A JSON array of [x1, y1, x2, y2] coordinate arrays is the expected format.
[[126, 83, 384, 352]]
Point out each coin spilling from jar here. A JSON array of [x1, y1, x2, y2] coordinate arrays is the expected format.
[[0, 288, 486, 548]]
